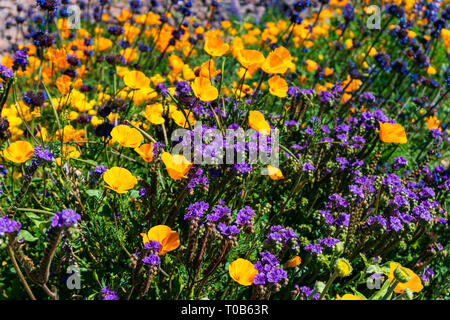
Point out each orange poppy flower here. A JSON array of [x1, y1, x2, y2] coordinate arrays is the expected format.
[[262, 50, 287, 74], [2, 141, 34, 163], [378, 122, 407, 144], [273, 46, 295, 71], [261, 46, 293, 74], [103, 166, 138, 194], [169, 54, 185, 75], [140, 225, 180, 255], [204, 36, 229, 57], [228, 258, 258, 286], [237, 49, 265, 73], [123, 70, 151, 90], [248, 110, 271, 135], [134, 143, 154, 162], [267, 165, 285, 180], [56, 75, 72, 95], [425, 115, 441, 130], [120, 48, 138, 63], [143, 103, 165, 125], [268, 75, 288, 98], [110, 124, 143, 148], [171, 109, 196, 128], [305, 59, 319, 73], [160, 152, 193, 180], [96, 37, 113, 52], [199, 59, 221, 79], [191, 77, 218, 102], [284, 256, 301, 268], [324, 67, 334, 76], [387, 262, 423, 294], [117, 9, 133, 23]]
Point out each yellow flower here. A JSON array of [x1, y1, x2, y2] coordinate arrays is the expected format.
[[378, 122, 407, 144], [134, 143, 154, 162], [191, 77, 218, 102], [237, 49, 265, 73], [228, 258, 258, 286], [143, 103, 165, 125], [324, 67, 334, 76], [2, 141, 34, 163], [204, 36, 229, 57], [141, 225, 180, 255], [267, 165, 284, 180], [199, 59, 221, 79], [120, 48, 138, 63], [160, 152, 193, 180], [261, 46, 293, 74], [117, 9, 133, 23], [96, 37, 113, 52], [268, 75, 288, 98], [426, 65, 436, 75], [425, 115, 441, 130], [387, 262, 423, 294], [123, 70, 151, 90], [284, 256, 301, 268], [171, 109, 196, 128], [336, 294, 365, 300], [103, 166, 138, 194], [305, 59, 319, 73], [56, 75, 72, 95], [248, 110, 271, 135], [335, 258, 352, 277], [110, 125, 143, 148]]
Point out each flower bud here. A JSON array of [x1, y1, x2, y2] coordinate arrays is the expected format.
[[394, 266, 411, 283], [334, 258, 352, 277]]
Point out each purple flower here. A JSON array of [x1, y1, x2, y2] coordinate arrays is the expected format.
[[393, 156, 407, 169], [360, 92, 375, 101], [94, 165, 107, 174], [253, 273, 267, 285], [216, 223, 240, 236], [51, 209, 81, 228], [0, 65, 13, 79], [304, 127, 314, 136], [13, 50, 28, 71], [144, 240, 161, 252], [142, 254, 161, 266], [232, 163, 252, 174], [33, 147, 54, 161], [207, 201, 231, 222], [0, 216, 21, 236], [320, 90, 333, 102], [349, 184, 364, 198], [156, 83, 169, 95], [139, 188, 147, 198], [304, 243, 323, 254], [318, 237, 341, 248], [302, 162, 315, 172], [235, 206, 255, 225], [265, 225, 298, 249], [184, 201, 209, 220], [389, 216, 403, 232], [100, 286, 119, 300]]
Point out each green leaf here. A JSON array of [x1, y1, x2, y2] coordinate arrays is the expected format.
[[86, 189, 102, 199], [20, 230, 38, 242], [359, 253, 369, 267], [366, 264, 383, 275], [352, 290, 367, 300], [369, 279, 391, 300], [129, 189, 140, 198]]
